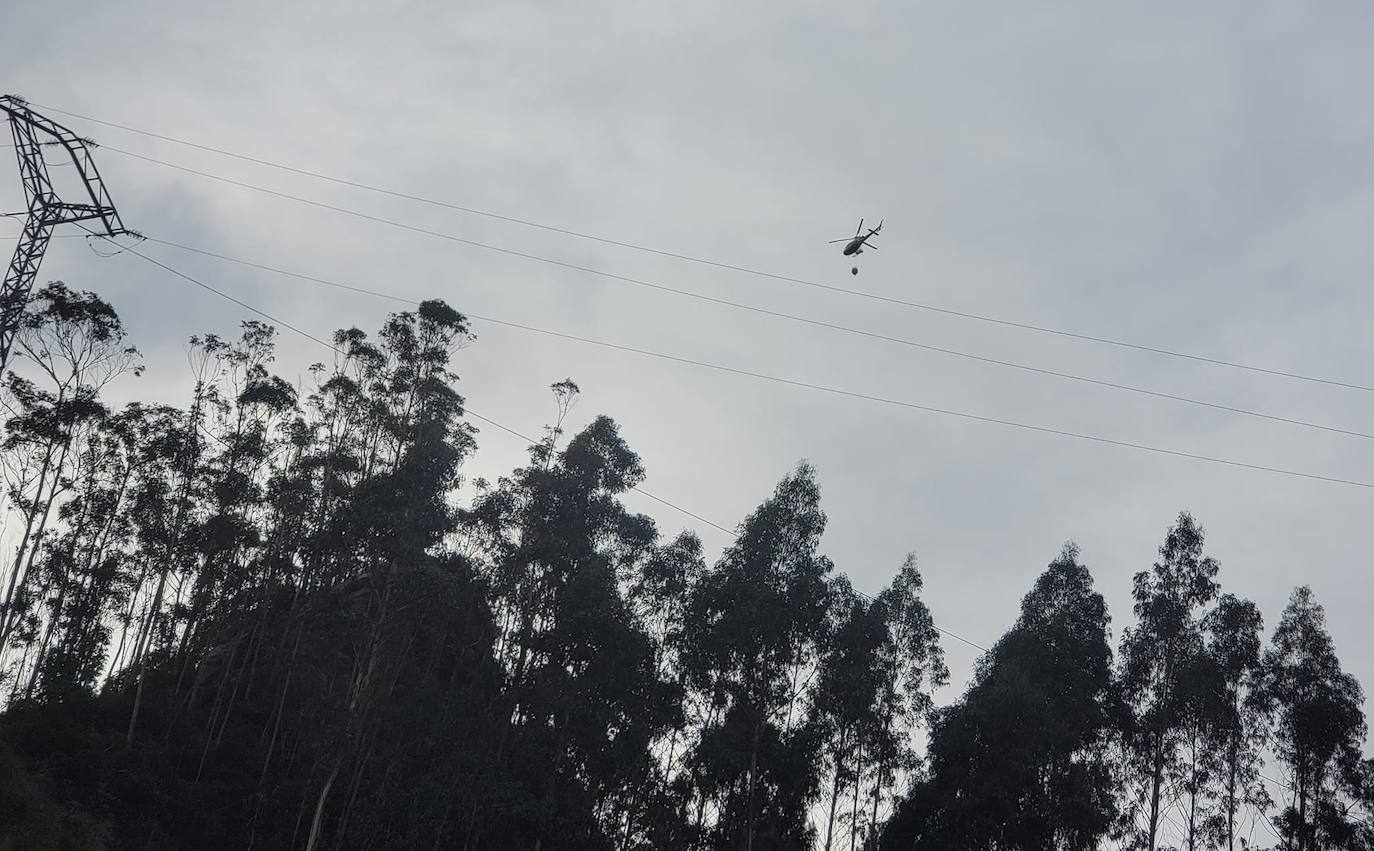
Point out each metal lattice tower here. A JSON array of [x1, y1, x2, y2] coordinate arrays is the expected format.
[[0, 95, 131, 377]]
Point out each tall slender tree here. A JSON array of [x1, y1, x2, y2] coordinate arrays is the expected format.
[[679, 463, 833, 850], [464, 398, 674, 849], [1118, 512, 1221, 851], [1263, 586, 1366, 851], [1202, 594, 1269, 851], [0, 283, 139, 680], [882, 543, 1118, 851], [813, 580, 887, 851], [7, 280, 1374, 851]]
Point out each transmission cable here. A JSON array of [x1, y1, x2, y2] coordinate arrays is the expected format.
[[75, 239, 1326, 798], [104, 234, 1001, 651], [84, 148, 1374, 442], [84, 236, 1374, 693], [108, 235, 1374, 491], [146, 236, 1374, 442], [42, 101, 1374, 395], [65, 234, 1160, 658], [81, 229, 738, 539]]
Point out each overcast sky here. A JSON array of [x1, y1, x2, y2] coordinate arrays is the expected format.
[[5, 2, 1374, 708]]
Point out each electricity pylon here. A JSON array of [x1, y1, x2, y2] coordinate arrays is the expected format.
[[0, 95, 132, 377]]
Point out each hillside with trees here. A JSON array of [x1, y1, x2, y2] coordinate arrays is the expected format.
[[0, 284, 1370, 850]]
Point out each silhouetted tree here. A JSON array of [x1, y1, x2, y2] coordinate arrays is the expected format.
[[1263, 586, 1366, 851], [813, 581, 886, 851], [1202, 594, 1270, 851], [2, 286, 1371, 851], [1119, 512, 1221, 851], [0, 283, 139, 679], [883, 543, 1117, 851], [679, 463, 833, 850], [464, 394, 674, 849]]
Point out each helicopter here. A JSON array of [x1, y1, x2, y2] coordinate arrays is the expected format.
[[830, 218, 882, 274]]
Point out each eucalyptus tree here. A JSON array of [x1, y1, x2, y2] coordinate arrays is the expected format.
[[812, 581, 886, 851], [865, 555, 947, 840], [463, 402, 673, 848], [883, 544, 1117, 851], [1118, 512, 1221, 851], [23, 405, 145, 700], [0, 283, 139, 689], [1202, 594, 1269, 851], [1263, 586, 1366, 851], [625, 529, 708, 848], [678, 463, 833, 850]]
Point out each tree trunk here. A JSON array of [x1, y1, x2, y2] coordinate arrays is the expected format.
[[23, 577, 68, 699], [1147, 735, 1165, 851], [1226, 732, 1239, 851], [824, 729, 847, 851], [0, 437, 63, 652], [106, 560, 150, 682], [870, 752, 885, 843], [305, 757, 342, 851], [0, 434, 72, 656], [125, 407, 202, 744], [850, 738, 865, 851], [689, 697, 723, 843], [1187, 731, 1199, 851], [126, 561, 173, 744], [745, 716, 763, 851], [5, 641, 32, 709], [1297, 765, 1308, 851]]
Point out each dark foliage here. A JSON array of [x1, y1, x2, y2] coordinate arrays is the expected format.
[[1, 289, 1370, 850], [881, 544, 1118, 851]]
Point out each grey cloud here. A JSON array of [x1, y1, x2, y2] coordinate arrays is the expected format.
[[5, 0, 1374, 705]]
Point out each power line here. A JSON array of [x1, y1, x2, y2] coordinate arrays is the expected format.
[[41, 101, 1374, 396], [137, 235, 1374, 443], [849, 587, 988, 653], [80, 239, 1334, 773], [458, 326, 1374, 488], [462, 409, 739, 539], [83, 240, 1312, 800], [81, 142, 1374, 445], [122, 241, 994, 653], [88, 232, 1003, 655], [116, 235, 1374, 492], [933, 626, 987, 653], [83, 230, 741, 544], [80, 229, 1374, 652]]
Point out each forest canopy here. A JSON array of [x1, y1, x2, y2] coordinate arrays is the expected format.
[[0, 284, 1370, 851]]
